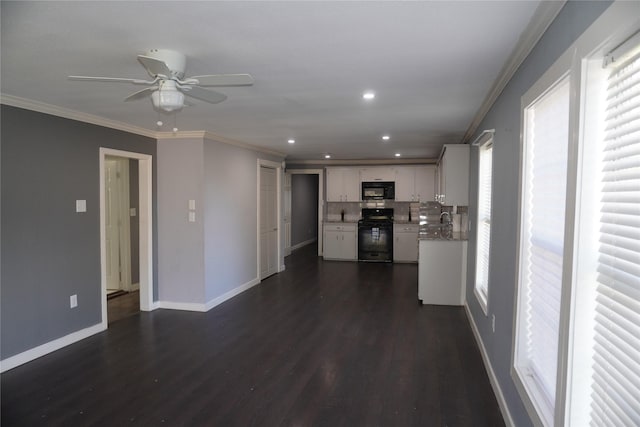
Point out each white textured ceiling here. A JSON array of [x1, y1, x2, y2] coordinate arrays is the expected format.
[[1, 1, 540, 161]]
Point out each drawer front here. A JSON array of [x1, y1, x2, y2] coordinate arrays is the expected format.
[[394, 224, 419, 233]]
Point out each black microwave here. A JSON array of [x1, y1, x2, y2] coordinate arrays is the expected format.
[[362, 181, 395, 200]]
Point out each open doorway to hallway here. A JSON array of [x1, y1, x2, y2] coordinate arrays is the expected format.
[[104, 155, 140, 323], [99, 147, 153, 327], [285, 169, 324, 257]]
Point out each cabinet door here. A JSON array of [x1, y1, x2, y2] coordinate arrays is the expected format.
[[414, 166, 436, 202], [323, 230, 342, 258], [394, 167, 415, 201], [360, 167, 394, 182], [442, 145, 469, 206], [343, 168, 361, 201], [326, 168, 343, 202], [341, 230, 357, 260], [394, 230, 418, 262]]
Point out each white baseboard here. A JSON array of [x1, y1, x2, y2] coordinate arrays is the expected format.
[[155, 277, 262, 313], [155, 300, 209, 312], [464, 303, 515, 427], [130, 283, 140, 292], [291, 237, 317, 251], [204, 277, 260, 311], [0, 322, 106, 373]]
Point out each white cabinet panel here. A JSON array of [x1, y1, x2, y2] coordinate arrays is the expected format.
[[414, 166, 435, 202], [323, 224, 357, 260], [394, 224, 419, 262], [394, 167, 415, 201], [360, 167, 394, 182], [343, 168, 361, 202], [418, 240, 468, 305], [326, 167, 361, 202], [394, 165, 436, 202], [437, 145, 469, 206]]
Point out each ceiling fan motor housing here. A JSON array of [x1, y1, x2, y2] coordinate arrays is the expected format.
[[146, 48, 186, 79]]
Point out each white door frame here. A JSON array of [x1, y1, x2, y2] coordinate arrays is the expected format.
[[257, 159, 283, 279], [100, 148, 154, 327], [105, 156, 132, 291], [286, 169, 324, 256]]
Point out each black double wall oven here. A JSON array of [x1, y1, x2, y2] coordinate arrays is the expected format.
[[358, 208, 393, 262]]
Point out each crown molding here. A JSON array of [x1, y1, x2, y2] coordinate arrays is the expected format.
[[202, 131, 287, 158], [0, 93, 157, 139], [287, 158, 437, 166], [2, 94, 287, 158], [461, 0, 566, 143]]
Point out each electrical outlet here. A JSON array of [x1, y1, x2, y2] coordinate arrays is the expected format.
[[492, 314, 496, 333], [70, 294, 78, 308]]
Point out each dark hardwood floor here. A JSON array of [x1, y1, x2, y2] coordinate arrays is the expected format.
[[108, 290, 140, 324], [1, 244, 504, 426]]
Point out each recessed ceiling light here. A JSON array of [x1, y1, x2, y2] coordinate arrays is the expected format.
[[288, 139, 295, 144], [362, 91, 375, 100], [395, 153, 401, 157], [325, 154, 331, 159], [382, 135, 390, 140]]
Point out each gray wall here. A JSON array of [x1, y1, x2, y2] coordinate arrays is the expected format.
[[156, 135, 284, 305], [291, 174, 318, 247], [203, 138, 283, 302], [464, 2, 612, 426], [0, 105, 157, 359], [157, 138, 205, 304]]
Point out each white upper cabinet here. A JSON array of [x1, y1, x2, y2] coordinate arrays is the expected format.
[[414, 166, 436, 202], [437, 144, 469, 206], [326, 167, 361, 202], [394, 165, 436, 202], [359, 167, 395, 182]]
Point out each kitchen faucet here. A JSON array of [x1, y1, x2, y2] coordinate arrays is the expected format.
[[440, 211, 451, 224]]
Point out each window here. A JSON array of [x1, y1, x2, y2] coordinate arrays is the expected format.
[[570, 36, 640, 426], [514, 75, 571, 426], [474, 134, 493, 312]]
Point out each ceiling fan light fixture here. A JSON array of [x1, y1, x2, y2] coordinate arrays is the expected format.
[[151, 86, 185, 112]]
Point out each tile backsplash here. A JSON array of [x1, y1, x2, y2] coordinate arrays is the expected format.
[[326, 201, 421, 222]]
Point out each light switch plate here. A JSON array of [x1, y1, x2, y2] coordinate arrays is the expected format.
[[76, 200, 87, 213], [188, 211, 196, 222], [188, 199, 196, 210], [130, 208, 137, 217], [70, 294, 78, 308]]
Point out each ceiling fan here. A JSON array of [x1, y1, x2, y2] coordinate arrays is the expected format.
[[69, 49, 253, 113]]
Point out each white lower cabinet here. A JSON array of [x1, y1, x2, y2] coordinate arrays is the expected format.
[[418, 240, 468, 305], [393, 224, 419, 262], [323, 224, 357, 260]]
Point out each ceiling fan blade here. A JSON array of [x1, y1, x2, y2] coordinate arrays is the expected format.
[[68, 75, 151, 84], [182, 86, 227, 104], [124, 87, 156, 102], [190, 74, 254, 87], [137, 55, 173, 78]]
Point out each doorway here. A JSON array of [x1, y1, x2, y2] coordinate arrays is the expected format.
[[100, 148, 154, 327], [286, 169, 324, 256], [257, 159, 282, 281]]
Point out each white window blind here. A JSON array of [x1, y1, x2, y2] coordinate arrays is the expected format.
[[517, 76, 570, 423], [590, 48, 640, 425], [475, 141, 493, 306]]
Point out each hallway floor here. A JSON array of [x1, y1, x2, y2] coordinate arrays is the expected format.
[[1, 245, 504, 426]]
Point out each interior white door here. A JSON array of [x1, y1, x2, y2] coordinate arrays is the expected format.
[[260, 166, 278, 279], [105, 157, 132, 292], [105, 159, 121, 291], [284, 172, 292, 256]]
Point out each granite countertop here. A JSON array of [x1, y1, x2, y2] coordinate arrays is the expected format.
[[419, 231, 468, 241], [393, 220, 420, 225], [324, 220, 359, 224]]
